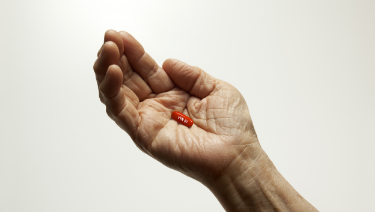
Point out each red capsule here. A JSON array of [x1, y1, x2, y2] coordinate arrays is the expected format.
[[171, 111, 193, 127]]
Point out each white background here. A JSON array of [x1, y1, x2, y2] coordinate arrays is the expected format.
[[1, 0, 374, 211]]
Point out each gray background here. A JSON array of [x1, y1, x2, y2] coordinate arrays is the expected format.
[[1, 0, 374, 211]]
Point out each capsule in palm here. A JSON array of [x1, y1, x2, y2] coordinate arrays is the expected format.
[[171, 111, 193, 127]]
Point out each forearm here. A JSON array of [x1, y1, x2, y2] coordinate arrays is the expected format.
[[206, 143, 318, 212]]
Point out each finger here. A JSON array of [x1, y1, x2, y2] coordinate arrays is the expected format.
[[118, 54, 152, 101], [162, 59, 218, 99], [119, 31, 174, 93], [93, 41, 120, 83], [100, 65, 139, 136], [104, 30, 124, 55], [100, 64, 139, 108], [97, 30, 124, 57], [100, 65, 123, 100]]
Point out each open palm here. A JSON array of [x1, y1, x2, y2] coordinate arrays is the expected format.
[[94, 30, 258, 183]]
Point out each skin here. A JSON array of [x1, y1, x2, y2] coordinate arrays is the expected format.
[[93, 30, 318, 212]]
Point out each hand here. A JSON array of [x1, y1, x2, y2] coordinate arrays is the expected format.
[[93, 30, 318, 212], [93, 30, 259, 184]]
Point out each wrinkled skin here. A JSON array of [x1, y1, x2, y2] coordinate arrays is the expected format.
[[93, 30, 259, 184]]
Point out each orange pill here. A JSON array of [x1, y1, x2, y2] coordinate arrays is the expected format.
[[171, 111, 193, 127]]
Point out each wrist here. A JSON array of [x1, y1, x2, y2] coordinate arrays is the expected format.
[[207, 142, 273, 211], [205, 142, 317, 212]]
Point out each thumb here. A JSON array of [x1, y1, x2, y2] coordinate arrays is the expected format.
[[162, 59, 217, 99]]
